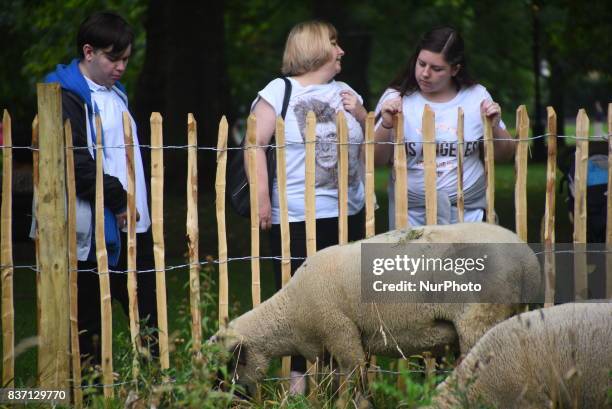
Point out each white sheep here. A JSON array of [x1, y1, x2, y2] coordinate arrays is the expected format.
[[210, 223, 541, 396], [427, 302, 612, 409]]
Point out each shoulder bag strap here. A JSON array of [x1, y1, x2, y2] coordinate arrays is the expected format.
[[280, 77, 292, 120]]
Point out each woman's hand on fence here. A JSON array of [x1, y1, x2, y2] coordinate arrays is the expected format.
[[380, 97, 402, 129], [340, 91, 367, 124], [480, 99, 502, 129]]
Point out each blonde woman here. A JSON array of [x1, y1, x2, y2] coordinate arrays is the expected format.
[[249, 20, 366, 393]]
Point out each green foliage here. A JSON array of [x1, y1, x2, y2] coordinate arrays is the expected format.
[[225, 0, 310, 115], [366, 0, 535, 112], [0, 0, 146, 123], [75, 262, 236, 408], [370, 366, 439, 408], [608, 370, 612, 405], [2, 0, 610, 131], [24, 0, 146, 92]]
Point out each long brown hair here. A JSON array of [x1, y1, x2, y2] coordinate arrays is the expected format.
[[389, 27, 476, 97]]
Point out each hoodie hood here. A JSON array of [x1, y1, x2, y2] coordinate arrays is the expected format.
[[44, 58, 128, 113]]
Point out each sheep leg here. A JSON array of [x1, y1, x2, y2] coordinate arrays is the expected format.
[[454, 304, 515, 354], [321, 315, 370, 403]]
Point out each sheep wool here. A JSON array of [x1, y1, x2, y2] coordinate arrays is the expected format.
[[428, 302, 612, 409], [211, 222, 542, 395]]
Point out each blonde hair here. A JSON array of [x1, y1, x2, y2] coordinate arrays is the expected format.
[[281, 21, 338, 76]]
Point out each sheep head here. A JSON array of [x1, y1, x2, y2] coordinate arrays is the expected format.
[[209, 326, 269, 396]]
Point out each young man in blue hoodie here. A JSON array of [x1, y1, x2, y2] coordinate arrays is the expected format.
[[43, 11, 157, 369]]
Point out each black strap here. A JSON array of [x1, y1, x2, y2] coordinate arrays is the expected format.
[[280, 77, 292, 120], [270, 77, 291, 146]]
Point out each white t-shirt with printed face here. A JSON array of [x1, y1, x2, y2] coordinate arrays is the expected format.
[[374, 84, 506, 225], [253, 78, 365, 224]]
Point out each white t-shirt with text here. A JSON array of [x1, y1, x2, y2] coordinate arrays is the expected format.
[[374, 84, 505, 226]]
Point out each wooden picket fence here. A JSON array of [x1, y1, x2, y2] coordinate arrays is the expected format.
[[0, 83, 611, 406]]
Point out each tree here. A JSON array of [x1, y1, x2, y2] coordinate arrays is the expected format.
[[1, 0, 146, 142], [133, 0, 231, 192], [311, 0, 374, 107], [542, 0, 612, 138]]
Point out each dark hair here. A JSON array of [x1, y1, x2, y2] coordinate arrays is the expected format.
[[389, 27, 475, 97], [77, 11, 134, 60]]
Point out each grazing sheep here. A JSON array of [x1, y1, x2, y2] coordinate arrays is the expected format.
[[210, 223, 541, 395], [427, 302, 612, 409]]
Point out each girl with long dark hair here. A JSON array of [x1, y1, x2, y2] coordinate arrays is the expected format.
[[374, 27, 515, 227]]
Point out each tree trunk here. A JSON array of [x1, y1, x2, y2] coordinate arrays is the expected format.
[[134, 0, 231, 192]]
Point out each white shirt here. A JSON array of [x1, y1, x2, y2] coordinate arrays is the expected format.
[[85, 76, 151, 233], [253, 78, 365, 223], [374, 84, 505, 226]]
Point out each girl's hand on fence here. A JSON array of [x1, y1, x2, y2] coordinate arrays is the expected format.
[[340, 91, 367, 124], [481, 99, 502, 128], [380, 97, 402, 129], [258, 194, 272, 231]]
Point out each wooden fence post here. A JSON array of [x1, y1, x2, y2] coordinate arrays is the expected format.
[[543, 107, 557, 307], [483, 115, 495, 223], [276, 117, 292, 386], [35, 84, 70, 391], [304, 111, 317, 394], [215, 117, 229, 328], [607, 103, 612, 299], [392, 113, 408, 390], [422, 105, 436, 225], [574, 109, 589, 301], [1, 110, 15, 388], [515, 105, 529, 241], [150, 113, 170, 369], [394, 114, 408, 229], [364, 113, 376, 238], [246, 114, 261, 308], [456, 108, 465, 222], [364, 113, 378, 384], [186, 114, 202, 355], [64, 120, 83, 407], [94, 114, 114, 399], [337, 111, 348, 244], [420, 102, 439, 379], [31, 116, 42, 362], [276, 117, 291, 291], [123, 113, 141, 380], [305, 112, 317, 256]]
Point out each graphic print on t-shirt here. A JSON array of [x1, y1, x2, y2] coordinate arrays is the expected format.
[[409, 122, 481, 174], [293, 97, 361, 189]]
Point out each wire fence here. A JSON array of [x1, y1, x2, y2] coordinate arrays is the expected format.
[[1, 132, 612, 153], [1, 247, 611, 277], [2, 96, 612, 404]]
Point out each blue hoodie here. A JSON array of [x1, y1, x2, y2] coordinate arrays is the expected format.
[[45, 58, 123, 266]]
